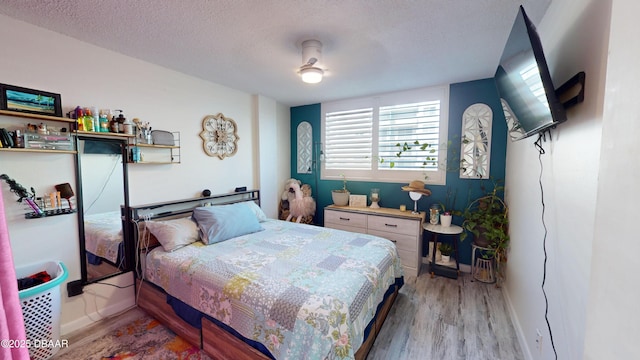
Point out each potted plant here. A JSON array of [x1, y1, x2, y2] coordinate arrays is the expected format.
[[331, 174, 350, 206], [439, 243, 454, 263], [461, 179, 509, 283], [440, 211, 453, 227]]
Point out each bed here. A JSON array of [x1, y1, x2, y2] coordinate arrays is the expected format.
[[130, 190, 403, 360], [84, 211, 124, 267]]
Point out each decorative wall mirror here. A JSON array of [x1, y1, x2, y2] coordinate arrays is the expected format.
[[297, 121, 313, 174], [200, 113, 239, 159], [76, 136, 130, 284], [460, 103, 492, 179]]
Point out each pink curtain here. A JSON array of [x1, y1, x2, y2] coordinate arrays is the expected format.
[[0, 190, 30, 359]]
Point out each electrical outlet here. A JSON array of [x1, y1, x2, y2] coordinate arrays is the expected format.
[[535, 328, 543, 354]]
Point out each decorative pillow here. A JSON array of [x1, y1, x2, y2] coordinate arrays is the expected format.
[[193, 203, 264, 245], [244, 201, 267, 222], [144, 217, 199, 252]]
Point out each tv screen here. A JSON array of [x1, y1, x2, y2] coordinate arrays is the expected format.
[[495, 5, 567, 141]]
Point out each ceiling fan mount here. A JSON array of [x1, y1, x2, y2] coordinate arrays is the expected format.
[[299, 40, 324, 84]]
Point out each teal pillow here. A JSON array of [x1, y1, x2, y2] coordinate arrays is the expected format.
[[193, 203, 264, 244]]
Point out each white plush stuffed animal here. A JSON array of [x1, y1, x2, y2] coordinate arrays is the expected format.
[[281, 178, 301, 204]]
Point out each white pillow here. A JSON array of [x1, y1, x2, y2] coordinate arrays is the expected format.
[[243, 201, 268, 222], [144, 217, 199, 252]]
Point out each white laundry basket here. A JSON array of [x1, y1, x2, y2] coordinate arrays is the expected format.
[[16, 261, 68, 360]]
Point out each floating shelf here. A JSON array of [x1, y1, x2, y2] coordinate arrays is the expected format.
[[25, 208, 77, 219], [0, 110, 75, 123], [0, 148, 76, 154], [75, 131, 135, 139]]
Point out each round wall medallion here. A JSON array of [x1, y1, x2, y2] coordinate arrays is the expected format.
[[200, 113, 239, 159]]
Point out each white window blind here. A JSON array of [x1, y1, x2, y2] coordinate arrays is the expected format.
[[378, 101, 441, 171], [321, 86, 449, 185], [324, 108, 373, 170]]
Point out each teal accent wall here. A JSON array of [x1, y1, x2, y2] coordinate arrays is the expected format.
[[289, 78, 507, 265]]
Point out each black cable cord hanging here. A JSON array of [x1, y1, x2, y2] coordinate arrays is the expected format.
[[94, 282, 135, 289], [535, 133, 558, 359]]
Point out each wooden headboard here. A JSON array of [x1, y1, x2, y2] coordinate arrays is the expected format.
[[127, 189, 260, 275]]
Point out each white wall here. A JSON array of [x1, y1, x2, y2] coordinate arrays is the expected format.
[[254, 95, 291, 218], [503, 0, 611, 359], [0, 14, 289, 335], [584, 1, 640, 358]]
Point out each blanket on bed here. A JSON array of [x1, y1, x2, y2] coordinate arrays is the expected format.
[[84, 211, 122, 263], [145, 219, 403, 360]]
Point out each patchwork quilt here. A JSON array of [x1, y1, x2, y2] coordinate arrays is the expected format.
[[84, 211, 122, 263], [144, 219, 403, 359]]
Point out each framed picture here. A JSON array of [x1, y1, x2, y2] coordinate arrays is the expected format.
[[349, 194, 367, 208], [0, 83, 62, 117]]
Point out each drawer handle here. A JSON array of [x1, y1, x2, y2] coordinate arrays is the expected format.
[[339, 217, 350, 221], [385, 223, 398, 228]]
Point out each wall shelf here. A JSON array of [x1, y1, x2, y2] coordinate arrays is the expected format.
[[0, 147, 76, 154], [75, 131, 135, 139], [129, 131, 180, 164], [1, 110, 76, 153], [25, 208, 77, 219], [0, 109, 75, 124], [136, 143, 179, 149]]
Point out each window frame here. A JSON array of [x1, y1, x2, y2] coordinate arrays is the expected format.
[[321, 85, 450, 185]]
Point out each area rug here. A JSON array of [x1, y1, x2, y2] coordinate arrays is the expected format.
[[55, 314, 212, 360]]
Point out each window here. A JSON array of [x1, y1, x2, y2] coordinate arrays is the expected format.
[[321, 86, 449, 184]]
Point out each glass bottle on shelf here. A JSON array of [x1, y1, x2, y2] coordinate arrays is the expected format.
[[83, 108, 94, 132], [76, 107, 85, 131], [99, 109, 110, 132]]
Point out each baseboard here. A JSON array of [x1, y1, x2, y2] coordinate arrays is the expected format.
[[60, 297, 135, 336], [502, 283, 534, 360]]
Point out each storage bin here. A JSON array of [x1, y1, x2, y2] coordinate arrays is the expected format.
[[23, 132, 73, 150], [16, 261, 68, 360]]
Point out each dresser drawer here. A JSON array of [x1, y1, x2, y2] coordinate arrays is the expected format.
[[326, 223, 368, 234], [367, 215, 419, 237], [368, 229, 417, 252], [324, 209, 367, 229]]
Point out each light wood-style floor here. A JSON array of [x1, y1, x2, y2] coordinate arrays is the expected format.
[[368, 264, 524, 359], [58, 264, 524, 360]]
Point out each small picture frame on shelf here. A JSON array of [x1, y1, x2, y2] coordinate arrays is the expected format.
[[349, 194, 367, 208], [0, 83, 62, 117]]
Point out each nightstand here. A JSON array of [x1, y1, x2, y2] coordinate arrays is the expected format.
[[423, 223, 463, 279]]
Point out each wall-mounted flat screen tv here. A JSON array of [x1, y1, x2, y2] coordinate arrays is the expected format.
[[495, 5, 567, 141]]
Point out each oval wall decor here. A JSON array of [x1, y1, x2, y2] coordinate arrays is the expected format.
[[200, 113, 239, 159]]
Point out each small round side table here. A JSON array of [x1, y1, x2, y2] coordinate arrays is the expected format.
[[423, 223, 463, 279]]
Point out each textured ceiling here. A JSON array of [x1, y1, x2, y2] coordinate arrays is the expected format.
[[0, 0, 551, 107]]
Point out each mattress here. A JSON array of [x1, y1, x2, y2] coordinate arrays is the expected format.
[[144, 219, 403, 360], [84, 211, 123, 263]]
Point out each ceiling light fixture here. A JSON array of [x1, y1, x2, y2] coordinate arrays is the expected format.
[[299, 39, 324, 84]]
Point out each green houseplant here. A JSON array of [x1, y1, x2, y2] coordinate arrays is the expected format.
[[438, 243, 454, 263], [461, 180, 509, 282], [331, 174, 350, 206]]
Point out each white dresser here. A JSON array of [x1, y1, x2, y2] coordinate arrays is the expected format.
[[324, 205, 426, 276]]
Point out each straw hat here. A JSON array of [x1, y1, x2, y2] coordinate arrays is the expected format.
[[401, 180, 432, 196]]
